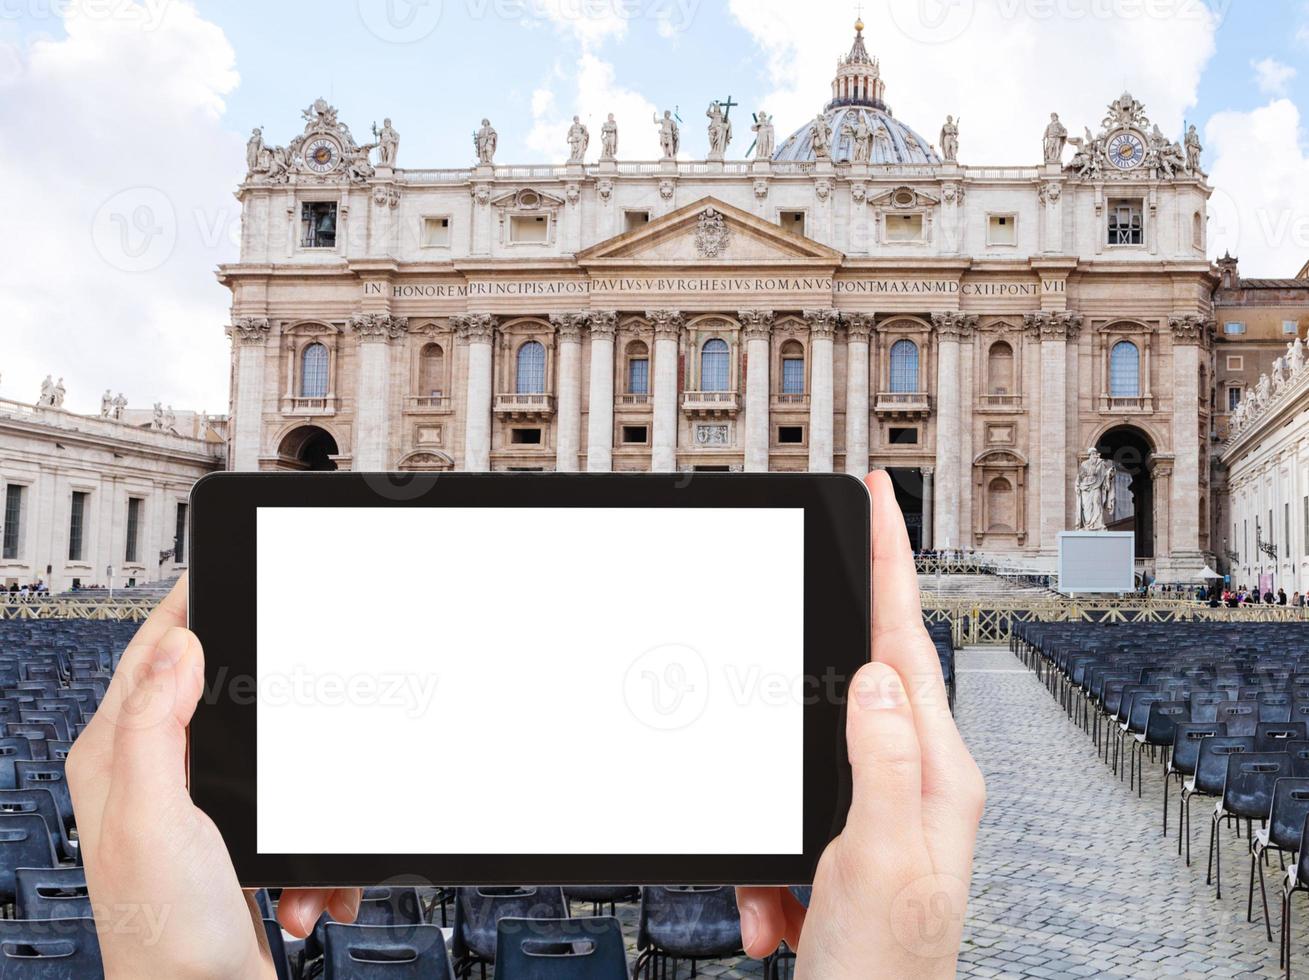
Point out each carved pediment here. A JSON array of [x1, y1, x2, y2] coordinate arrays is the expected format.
[[974, 448, 1028, 468], [577, 197, 845, 266], [867, 185, 940, 210], [489, 188, 567, 212]]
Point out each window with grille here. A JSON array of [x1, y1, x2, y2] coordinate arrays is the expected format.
[[125, 497, 142, 564], [68, 491, 87, 562], [516, 341, 546, 394], [700, 338, 730, 391], [1109, 341, 1140, 397], [888, 339, 919, 393], [300, 343, 329, 398], [1108, 200, 1143, 245], [3, 485, 23, 560]]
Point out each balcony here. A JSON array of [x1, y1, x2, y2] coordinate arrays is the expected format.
[[681, 390, 741, 417], [1099, 395, 1154, 414], [617, 393, 651, 408], [875, 391, 931, 418], [494, 393, 555, 420], [407, 394, 452, 414], [772, 393, 810, 410], [978, 393, 1023, 411], [281, 396, 337, 416]]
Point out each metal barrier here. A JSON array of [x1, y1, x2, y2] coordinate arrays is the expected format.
[[1, 599, 155, 621]]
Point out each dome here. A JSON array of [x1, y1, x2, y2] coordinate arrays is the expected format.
[[772, 20, 941, 166]]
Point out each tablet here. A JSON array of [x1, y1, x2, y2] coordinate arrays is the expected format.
[[188, 472, 870, 887]]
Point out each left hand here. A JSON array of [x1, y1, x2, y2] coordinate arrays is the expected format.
[[67, 574, 360, 979]]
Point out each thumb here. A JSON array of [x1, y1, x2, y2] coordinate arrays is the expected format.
[[843, 662, 923, 853]]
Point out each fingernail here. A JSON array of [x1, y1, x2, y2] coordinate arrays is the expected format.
[[739, 904, 758, 951], [155, 627, 189, 668], [855, 672, 905, 709], [348, 891, 361, 920]]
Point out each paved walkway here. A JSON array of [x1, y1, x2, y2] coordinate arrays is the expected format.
[[957, 645, 1300, 979]]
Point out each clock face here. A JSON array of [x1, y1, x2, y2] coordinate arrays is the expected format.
[[1107, 131, 1145, 171], [304, 137, 340, 174]]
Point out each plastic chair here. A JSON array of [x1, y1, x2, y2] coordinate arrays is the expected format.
[[1179, 735, 1254, 865], [15, 867, 89, 920], [1206, 752, 1292, 901], [0, 917, 103, 977], [453, 887, 567, 978], [1256, 723, 1309, 752], [323, 923, 452, 979], [1164, 723, 1224, 837], [0, 813, 58, 907], [1130, 700, 1186, 796], [1252, 778, 1309, 943], [495, 916, 627, 979], [633, 887, 742, 978], [1282, 812, 1309, 975], [1215, 702, 1258, 737], [13, 762, 72, 836], [0, 789, 77, 864], [303, 886, 426, 968], [263, 919, 293, 980], [562, 887, 639, 917]]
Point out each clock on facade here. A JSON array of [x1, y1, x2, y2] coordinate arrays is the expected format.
[[303, 137, 340, 174], [1106, 130, 1145, 171]]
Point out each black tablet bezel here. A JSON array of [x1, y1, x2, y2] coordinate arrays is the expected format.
[[188, 471, 870, 887]]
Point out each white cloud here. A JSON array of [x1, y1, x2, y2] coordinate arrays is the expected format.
[[526, 52, 662, 160], [531, 0, 631, 48], [0, 1, 241, 416], [1206, 98, 1309, 277], [727, 0, 1217, 164], [1253, 57, 1296, 97]]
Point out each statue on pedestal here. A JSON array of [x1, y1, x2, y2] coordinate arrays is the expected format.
[[1074, 448, 1116, 532], [474, 119, 497, 165], [752, 111, 774, 159], [100, 390, 113, 417], [599, 114, 618, 160], [811, 112, 833, 160], [37, 375, 54, 407], [940, 115, 959, 162], [566, 115, 589, 163], [705, 102, 732, 160], [112, 393, 127, 420], [373, 118, 400, 167], [655, 110, 680, 159], [1043, 113, 1067, 163]]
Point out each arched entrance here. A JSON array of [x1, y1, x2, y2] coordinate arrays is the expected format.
[[1095, 425, 1153, 559], [276, 425, 339, 471]]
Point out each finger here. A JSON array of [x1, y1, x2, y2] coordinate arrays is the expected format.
[[326, 888, 362, 924], [736, 887, 787, 958], [844, 661, 923, 853], [277, 889, 334, 939]]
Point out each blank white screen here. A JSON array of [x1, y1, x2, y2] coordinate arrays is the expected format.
[[256, 507, 804, 855]]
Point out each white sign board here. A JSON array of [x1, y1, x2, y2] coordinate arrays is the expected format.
[[1058, 532, 1136, 594]]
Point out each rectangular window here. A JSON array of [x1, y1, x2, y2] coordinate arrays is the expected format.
[[2, 485, 23, 560], [627, 358, 649, 395], [1226, 355, 1244, 371], [889, 427, 919, 445], [509, 214, 549, 244], [1284, 320, 1300, 335], [621, 425, 648, 445], [987, 214, 1017, 246], [175, 502, 188, 564], [778, 211, 806, 236], [623, 210, 650, 232], [510, 428, 542, 445], [300, 202, 337, 248], [68, 491, 87, 563], [1227, 387, 1242, 413], [421, 216, 450, 247], [1107, 200, 1143, 246], [886, 213, 924, 242], [781, 358, 805, 395], [125, 497, 142, 564], [777, 426, 804, 444], [1224, 322, 1246, 335]]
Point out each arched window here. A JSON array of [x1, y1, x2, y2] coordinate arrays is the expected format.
[[987, 341, 1014, 394], [300, 342, 329, 398], [780, 340, 805, 394], [888, 339, 919, 393], [700, 338, 730, 391], [626, 340, 649, 395], [1109, 341, 1140, 397], [419, 343, 444, 397], [516, 341, 546, 394]]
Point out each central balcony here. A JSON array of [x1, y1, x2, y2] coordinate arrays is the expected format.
[[874, 391, 931, 418], [681, 390, 741, 417], [494, 392, 555, 420], [406, 394, 452, 414], [978, 393, 1023, 411], [1099, 395, 1154, 413], [281, 395, 338, 416], [617, 393, 651, 409]]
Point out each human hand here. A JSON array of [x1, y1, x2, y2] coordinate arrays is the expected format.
[[737, 471, 986, 979], [67, 574, 360, 979]]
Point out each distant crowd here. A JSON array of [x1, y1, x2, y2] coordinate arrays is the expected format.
[[4, 580, 49, 597], [1218, 586, 1303, 608]]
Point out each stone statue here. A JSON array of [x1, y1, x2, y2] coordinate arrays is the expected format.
[[112, 393, 127, 420], [1273, 356, 1288, 392], [1185, 124, 1203, 174], [51, 378, 65, 408], [705, 102, 732, 160], [655, 110, 680, 159], [1043, 113, 1067, 164], [752, 111, 774, 159], [246, 128, 266, 175], [940, 115, 959, 162], [374, 118, 399, 167], [100, 389, 113, 417], [344, 141, 376, 182], [37, 375, 54, 406], [474, 119, 497, 165], [1291, 337, 1306, 375], [1230, 397, 1246, 432], [872, 120, 893, 160], [811, 112, 833, 160], [566, 115, 589, 163], [152, 402, 164, 430], [600, 113, 618, 160], [1255, 373, 1272, 409], [842, 115, 871, 163], [163, 404, 177, 432], [1074, 448, 1116, 532]]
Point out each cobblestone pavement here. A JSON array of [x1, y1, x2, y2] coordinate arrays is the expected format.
[[957, 644, 1302, 980]]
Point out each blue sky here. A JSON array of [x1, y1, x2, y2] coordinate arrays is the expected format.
[[0, 0, 1306, 413]]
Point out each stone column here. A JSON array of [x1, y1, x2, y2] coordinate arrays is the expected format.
[[921, 466, 935, 550], [844, 314, 872, 477], [455, 313, 497, 472], [806, 309, 839, 473], [1166, 315, 1212, 573], [226, 317, 271, 472], [1024, 311, 1081, 553], [586, 311, 618, 472], [648, 310, 684, 472], [740, 310, 774, 473], [348, 313, 408, 471], [931, 312, 976, 551], [1149, 454, 1174, 565], [550, 312, 586, 473]]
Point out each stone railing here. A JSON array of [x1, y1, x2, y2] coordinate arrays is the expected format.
[[681, 390, 741, 415], [0, 399, 222, 459]]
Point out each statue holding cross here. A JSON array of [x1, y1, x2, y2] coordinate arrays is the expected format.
[[706, 98, 735, 160]]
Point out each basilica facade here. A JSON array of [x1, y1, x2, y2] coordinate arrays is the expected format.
[[220, 21, 1217, 580]]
